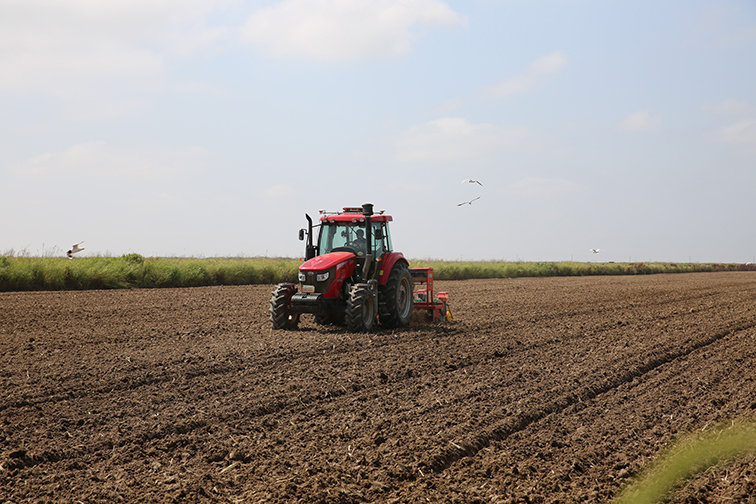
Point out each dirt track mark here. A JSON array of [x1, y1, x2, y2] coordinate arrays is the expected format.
[[426, 317, 756, 472]]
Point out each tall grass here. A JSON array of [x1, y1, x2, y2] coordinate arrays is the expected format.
[[0, 255, 753, 292], [0, 255, 300, 291], [616, 422, 756, 504], [411, 260, 756, 280]]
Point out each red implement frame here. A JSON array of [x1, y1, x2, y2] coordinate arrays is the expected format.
[[410, 268, 450, 323]]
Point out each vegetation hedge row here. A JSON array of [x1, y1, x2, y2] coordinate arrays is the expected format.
[[411, 260, 756, 280], [0, 255, 298, 291], [0, 255, 753, 292]]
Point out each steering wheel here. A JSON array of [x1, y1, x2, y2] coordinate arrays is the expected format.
[[331, 246, 356, 254]]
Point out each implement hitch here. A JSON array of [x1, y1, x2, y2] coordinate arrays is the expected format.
[[410, 268, 451, 323]]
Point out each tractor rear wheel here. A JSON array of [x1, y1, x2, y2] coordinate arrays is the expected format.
[[269, 283, 300, 330], [379, 263, 413, 328], [346, 284, 376, 332]]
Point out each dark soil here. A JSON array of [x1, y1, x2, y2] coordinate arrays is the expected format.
[[2, 272, 756, 503]]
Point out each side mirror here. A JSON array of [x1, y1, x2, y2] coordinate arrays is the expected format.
[[299, 229, 306, 241], [374, 229, 384, 240]]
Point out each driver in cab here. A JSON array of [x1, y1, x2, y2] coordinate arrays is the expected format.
[[352, 229, 367, 252]]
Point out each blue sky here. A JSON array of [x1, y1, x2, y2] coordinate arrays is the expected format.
[[2, 0, 755, 262]]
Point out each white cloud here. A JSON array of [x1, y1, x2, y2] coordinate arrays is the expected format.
[[714, 119, 756, 153], [240, 0, 466, 61], [15, 141, 208, 179], [691, 5, 756, 48], [528, 51, 568, 75], [264, 184, 300, 198], [702, 98, 754, 119], [395, 117, 530, 162], [617, 110, 662, 132], [479, 51, 567, 99], [503, 177, 582, 198], [703, 98, 756, 153], [0, 0, 230, 97]]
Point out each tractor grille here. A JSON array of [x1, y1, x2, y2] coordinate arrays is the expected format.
[[301, 269, 334, 294]]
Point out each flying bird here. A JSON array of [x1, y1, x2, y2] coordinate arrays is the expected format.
[[462, 179, 483, 186], [457, 196, 481, 206], [67, 241, 85, 259], [590, 248, 601, 254]]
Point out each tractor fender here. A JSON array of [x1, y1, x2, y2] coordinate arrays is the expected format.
[[377, 252, 409, 286]]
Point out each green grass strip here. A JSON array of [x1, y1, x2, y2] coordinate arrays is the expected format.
[[616, 423, 756, 504], [409, 260, 755, 280], [0, 255, 754, 291], [0, 255, 301, 291]]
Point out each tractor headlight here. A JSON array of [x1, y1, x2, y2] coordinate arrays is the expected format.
[[298, 271, 306, 282], [316, 271, 330, 282]]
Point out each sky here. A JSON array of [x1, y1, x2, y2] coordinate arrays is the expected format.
[[1, 0, 755, 263]]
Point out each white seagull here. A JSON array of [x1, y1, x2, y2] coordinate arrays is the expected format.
[[462, 179, 483, 186], [67, 241, 85, 259], [457, 196, 481, 206], [590, 248, 601, 254]]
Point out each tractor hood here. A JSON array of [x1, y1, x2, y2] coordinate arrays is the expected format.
[[300, 251, 355, 272]]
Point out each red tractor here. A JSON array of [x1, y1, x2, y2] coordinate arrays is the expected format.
[[270, 203, 449, 332]]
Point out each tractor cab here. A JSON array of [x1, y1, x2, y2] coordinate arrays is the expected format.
[[314, 207, 392, 281]]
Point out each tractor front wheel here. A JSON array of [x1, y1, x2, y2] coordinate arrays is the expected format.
[[269, 283, 300, 330], [379, 263, 413, 328], [346, 284, 376, 332]]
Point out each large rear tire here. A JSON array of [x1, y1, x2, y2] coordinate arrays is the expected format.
[[346, 284, 376, 332], [379, 263, 413, 328], [269, 283, 300, 330]]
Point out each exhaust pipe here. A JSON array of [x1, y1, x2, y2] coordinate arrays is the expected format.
[[361, 203, 374, 279], [305, 213, 317, 260]]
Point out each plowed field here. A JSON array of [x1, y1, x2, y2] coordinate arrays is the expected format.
[[2, 272, 756, 503]]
